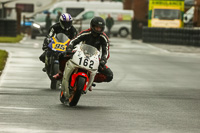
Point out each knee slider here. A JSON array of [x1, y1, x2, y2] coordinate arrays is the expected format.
[[39, 54, 45, 63], [106, 73, 113, 82]]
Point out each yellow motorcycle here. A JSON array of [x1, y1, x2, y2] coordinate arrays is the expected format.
[[45, 33, 70, 90]]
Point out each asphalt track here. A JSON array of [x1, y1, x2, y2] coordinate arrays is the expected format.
[[0, 36, 200, 133]]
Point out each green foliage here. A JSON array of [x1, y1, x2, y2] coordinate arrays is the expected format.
[[0, 50, 8, 75], [0, 34, 24, 43]]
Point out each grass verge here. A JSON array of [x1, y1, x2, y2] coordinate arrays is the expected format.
[[0, 50, 8, 76], [0, 34, 24, 43]]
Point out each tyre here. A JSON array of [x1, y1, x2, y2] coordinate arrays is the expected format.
[[50, 63, 59, 90], [69, 76, 86, 106], [113, 33, 118, 37], [51, 79, 61, 90], [31, 35, 36, 39], [119, 27, 129, 38]]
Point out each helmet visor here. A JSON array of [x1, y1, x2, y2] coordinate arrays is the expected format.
[[92, 25, 104, 34], [61, 21, 72, 29]]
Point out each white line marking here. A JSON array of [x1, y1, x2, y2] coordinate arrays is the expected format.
[[0, 106, 41, 110]]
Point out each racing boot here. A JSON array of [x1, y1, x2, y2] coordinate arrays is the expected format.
[[88, 83, 96, 91], [53, 72, 63, 80], [53, 59, 66, 80]]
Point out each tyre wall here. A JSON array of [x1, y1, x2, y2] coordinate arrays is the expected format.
[[0, 19, 17, 37], [142, 27, 200, 46]]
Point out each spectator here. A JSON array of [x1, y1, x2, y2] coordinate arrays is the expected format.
[[45, 12, 52, 31], [105, 14, 114, 37], [56, 11, 62, 23]]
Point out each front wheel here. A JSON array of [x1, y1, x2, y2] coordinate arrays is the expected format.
[[50, 63, 59, 90], [69, 76, 86, 106], [31, 35, 36, 39]]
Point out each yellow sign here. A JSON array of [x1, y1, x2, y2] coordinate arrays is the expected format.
[[149, 0, 184, 11], [148, 0, 184, 28]]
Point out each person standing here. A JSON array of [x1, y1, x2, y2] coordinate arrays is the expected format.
[[105, 14, 114, 37], [45, 12, 52, 31], [56, 11, 62, 23]]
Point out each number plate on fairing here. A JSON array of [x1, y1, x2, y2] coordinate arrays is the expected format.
[[71, 45, 100, 70]]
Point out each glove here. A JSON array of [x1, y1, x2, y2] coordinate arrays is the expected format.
[[66, 45, 74, 54], [45, 37, 52, 44], [100, 57, 107, 66], [42, 37, 51, 51], [60, 45, 74, 58]]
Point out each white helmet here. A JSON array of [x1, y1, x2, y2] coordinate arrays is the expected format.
[[59, 13, 73, 30]]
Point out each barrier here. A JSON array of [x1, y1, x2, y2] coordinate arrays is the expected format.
[[142, 27, 200, 46], [0, 19, 17, 37]]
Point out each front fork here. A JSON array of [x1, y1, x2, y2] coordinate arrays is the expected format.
[[45, 52, 59, 77]]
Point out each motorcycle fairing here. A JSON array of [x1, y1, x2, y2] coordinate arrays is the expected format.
[[61, 44, 100, 99], [48, 37, 70, 52], [62, 59, 97, 98], [70, 72, 89, 91]]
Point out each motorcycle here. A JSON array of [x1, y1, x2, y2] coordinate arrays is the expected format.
[[60, 44, 100, 106], [45, 33, 70, 90]]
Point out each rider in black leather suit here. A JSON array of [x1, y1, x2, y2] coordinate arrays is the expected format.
[[39, 13, 77, 71], [54, 17, 113, 83]]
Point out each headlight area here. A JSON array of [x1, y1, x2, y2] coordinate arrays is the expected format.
[[32, 23, 41, 29]]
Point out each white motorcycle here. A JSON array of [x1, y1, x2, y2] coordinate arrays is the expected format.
[[60, 44, 100, 106]]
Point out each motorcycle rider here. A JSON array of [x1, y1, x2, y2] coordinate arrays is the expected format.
[[39, 13, 77, 71], [54, 16, 113, 88]]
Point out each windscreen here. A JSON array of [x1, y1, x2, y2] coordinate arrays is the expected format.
[[56, 33, 69, 43], [153, 9, 181, 20], [81, 44, 98, 57]]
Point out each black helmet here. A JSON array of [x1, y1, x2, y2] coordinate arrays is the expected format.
[[59, 13, 73, 30], [90, 17, 105, 35]]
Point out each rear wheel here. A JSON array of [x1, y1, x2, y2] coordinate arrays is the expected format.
[[69, 76, 85, 106]]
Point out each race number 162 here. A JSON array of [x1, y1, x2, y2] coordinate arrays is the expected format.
[[79, 57, 94, 69]]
